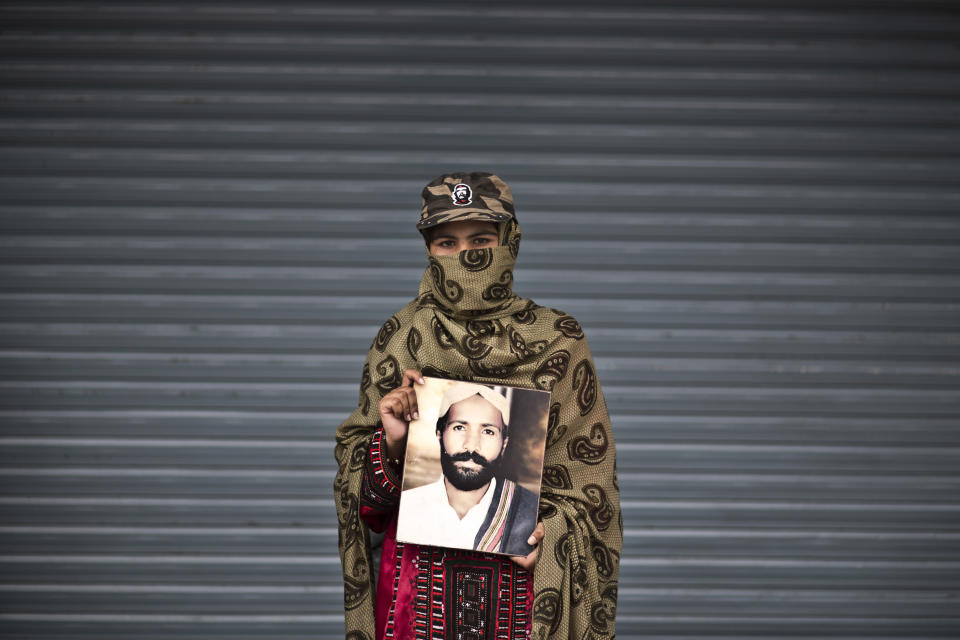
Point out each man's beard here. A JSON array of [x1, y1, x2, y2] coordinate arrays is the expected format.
[[439, 443, 502, 492]]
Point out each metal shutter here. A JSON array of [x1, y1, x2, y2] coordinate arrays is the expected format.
[[1, 2, 958, 638]]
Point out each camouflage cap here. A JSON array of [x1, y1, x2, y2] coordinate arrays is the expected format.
[[416, 171, 516, 230]]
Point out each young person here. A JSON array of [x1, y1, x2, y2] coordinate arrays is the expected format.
[[334, 171, 621, 640]]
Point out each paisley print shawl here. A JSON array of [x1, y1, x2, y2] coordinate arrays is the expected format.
[[334, 217, 622, 639]]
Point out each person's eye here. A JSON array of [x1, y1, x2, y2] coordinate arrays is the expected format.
[[452, 424, 464, 431], [483, 428, 496, 436], [474, 237, 493, 245]]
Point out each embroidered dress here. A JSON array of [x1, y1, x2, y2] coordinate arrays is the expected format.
[[363, 428, 534, 640], [335, 172, 622, 640]]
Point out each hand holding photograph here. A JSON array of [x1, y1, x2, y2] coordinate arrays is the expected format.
[[395, 377, 551, 556]]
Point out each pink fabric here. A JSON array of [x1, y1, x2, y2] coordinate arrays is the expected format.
[[370, 516, 533, 640], [373, 517, 418, 640]]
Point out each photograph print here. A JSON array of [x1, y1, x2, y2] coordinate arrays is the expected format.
[[395, 377, 551, 557]]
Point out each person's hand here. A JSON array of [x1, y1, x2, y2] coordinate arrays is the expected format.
[[378, 369, 425, 460], [510, 521, 545, 570]]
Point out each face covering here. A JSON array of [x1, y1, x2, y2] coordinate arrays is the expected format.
[[416, 219, 525, 320]]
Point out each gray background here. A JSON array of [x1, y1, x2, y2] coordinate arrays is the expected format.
[[1, 1, 959, 638]]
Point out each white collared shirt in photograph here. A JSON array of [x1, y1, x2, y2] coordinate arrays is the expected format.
[[396, 476, 498, 550]]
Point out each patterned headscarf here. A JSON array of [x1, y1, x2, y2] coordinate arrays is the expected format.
[[335, 175, 622, 639]]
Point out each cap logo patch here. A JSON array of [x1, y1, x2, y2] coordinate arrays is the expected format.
[[451, 183, 473, 206]]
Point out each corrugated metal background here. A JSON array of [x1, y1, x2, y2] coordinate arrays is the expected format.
[[2, 1, 959, 638]]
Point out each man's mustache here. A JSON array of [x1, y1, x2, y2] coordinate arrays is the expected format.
[[447, 451, 492, 467]]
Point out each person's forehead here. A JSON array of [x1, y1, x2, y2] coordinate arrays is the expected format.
[[428, 220, 498, 238]]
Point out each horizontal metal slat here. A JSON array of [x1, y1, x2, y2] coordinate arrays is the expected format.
[[6, 63, 960, 100], [4, 498, 958, 530], [3, 525, 958, 559], [4, 325, 958, 360], [2, 294, 956, 330], [7, 147, 959, 187], [3, 411, 959, 446], [2, 438, 957, 474], [6, 89, 959, 127], [3, 468, 958, 501], [5, 235, 960, 272], [4, 206, 960, 245], [5, 3, 958, 37], [3, 176, 957, 215], [3, 31, 957, 68], [2, 382, 958, 416], [4, 265, 959, 300], [5, 351, 960, 387]]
